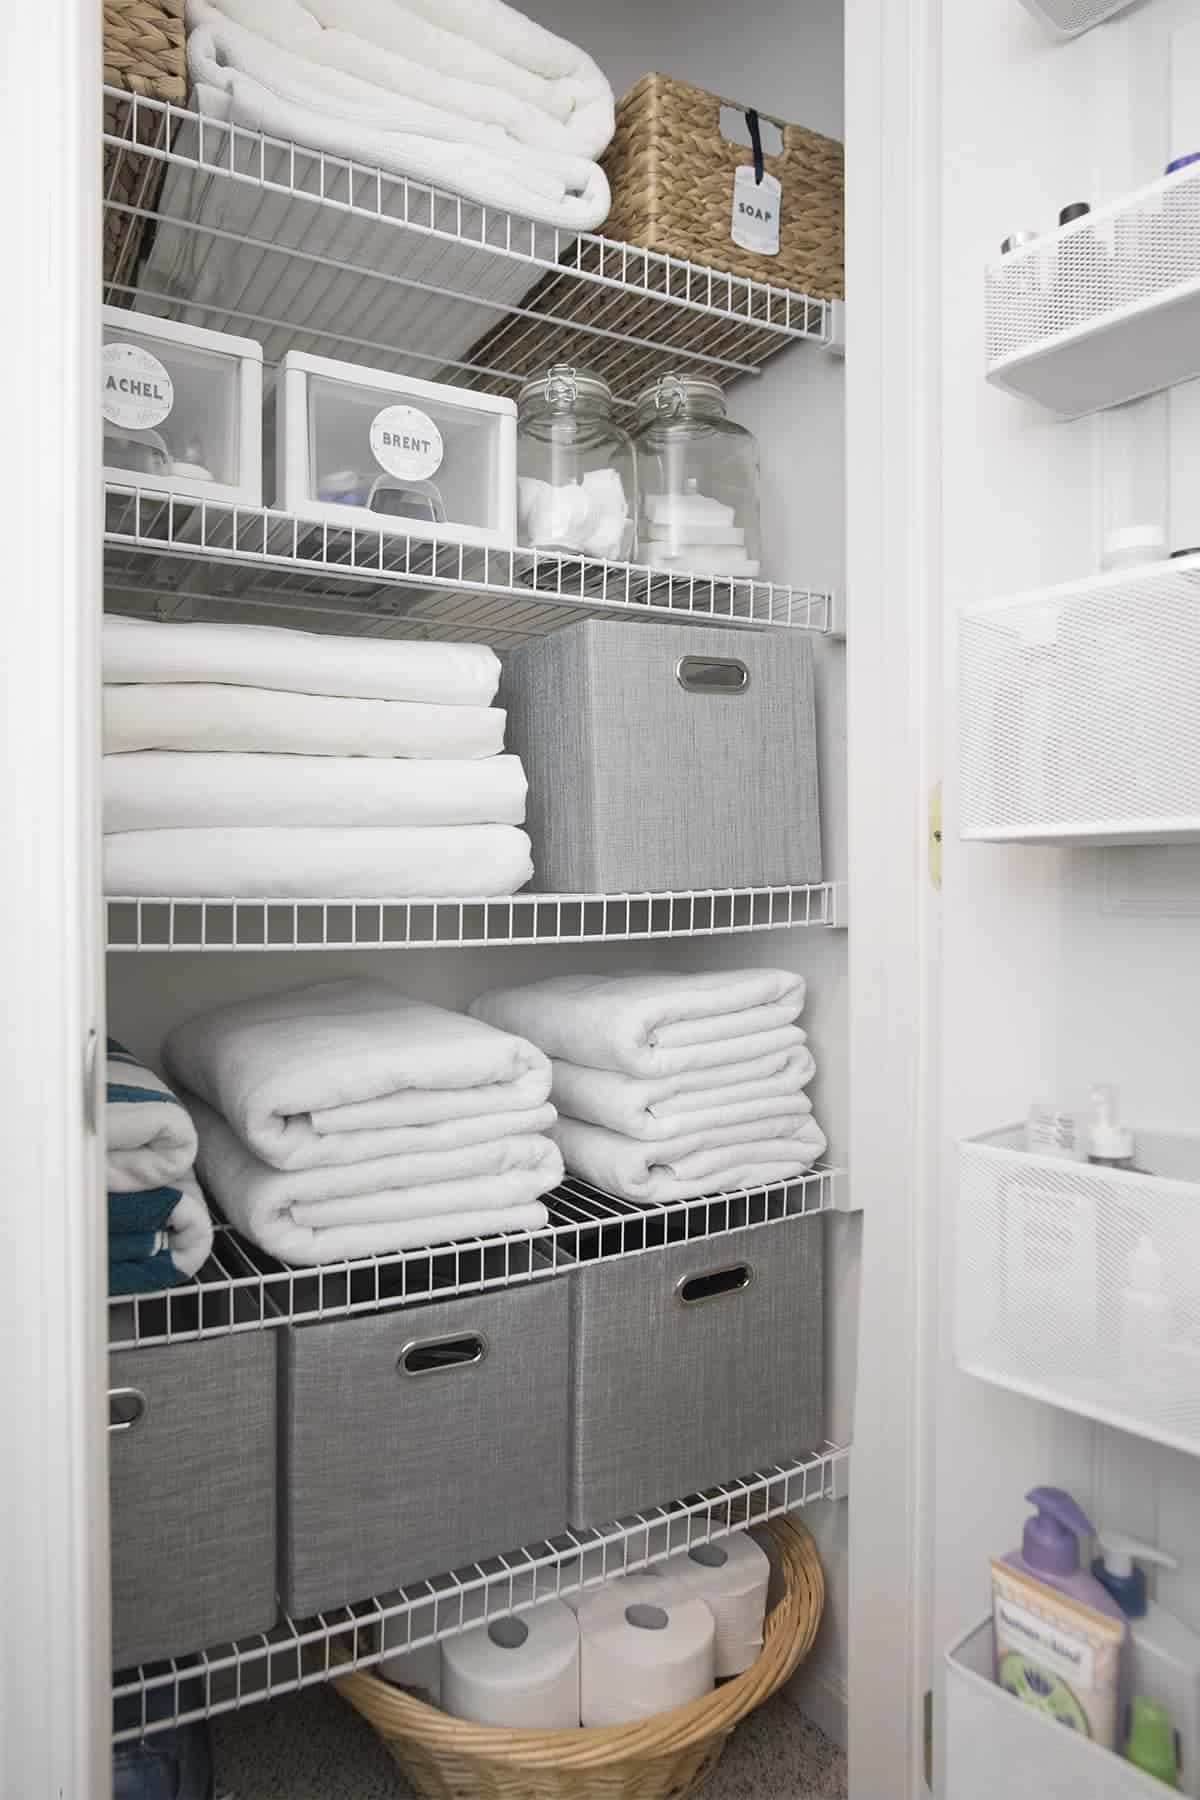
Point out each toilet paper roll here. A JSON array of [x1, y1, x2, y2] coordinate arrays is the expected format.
[[657, 1534, 771, 1677], [378, 1633, 442, 1704], [576, 1574, 715, 1727], [441, 1599, 580, 1729]]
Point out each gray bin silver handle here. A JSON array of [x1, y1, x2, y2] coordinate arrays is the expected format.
[[108, 1387, 147, 1432], [676, 1264, 754, 1307], [398, 1332, 489, 1376], [675, 655, 750, 695]]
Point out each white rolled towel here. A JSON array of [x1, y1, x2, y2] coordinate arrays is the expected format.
[[104, 824, 534, 898], [103, 752, 527, 831], [550, 1112, 827, 1204], [103, 615, 500, 706], [103, 684, 507, 758], [549, 1041, 815, 1141], [470, 969, 806, 1078]]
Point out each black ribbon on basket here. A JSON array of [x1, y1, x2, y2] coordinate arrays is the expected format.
[[745, 108, 766, 185]]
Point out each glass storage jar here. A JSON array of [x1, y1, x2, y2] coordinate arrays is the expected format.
[[516, 366, 636, 561], [632, 375, 763, 579]]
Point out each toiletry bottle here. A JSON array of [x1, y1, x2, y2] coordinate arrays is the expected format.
[[1120, 1236, 1171, 1358], [992, 1488, 1128, 1747], [1127, 1698, 1181, 1788], [1055, 202, 1097, 329], [999, 231, 1043, 344], [1087, 1083, 1142, 1170], [1026, 1100, 1086, 1161], [1094, 1532, 1200, 1795]]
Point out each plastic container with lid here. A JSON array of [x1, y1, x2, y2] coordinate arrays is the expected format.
[[516, 366, 636, 561], [631, 375, 763, 580]]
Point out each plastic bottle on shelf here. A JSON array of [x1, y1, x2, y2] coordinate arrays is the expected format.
[[1127, 1698, 1181, 1787], [1120, 1235, 1171, 1358], [999, 230, 1044, 346], [1086, 1083, 1144, 1170], [1093, 1530, 1199, 1794]]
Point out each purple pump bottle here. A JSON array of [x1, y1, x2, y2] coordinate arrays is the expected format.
[[1003, 1487, 1128, 1621]]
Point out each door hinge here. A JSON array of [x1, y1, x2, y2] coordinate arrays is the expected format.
[[928, 783, 943, 891], [924, 1686, 934, 1789]]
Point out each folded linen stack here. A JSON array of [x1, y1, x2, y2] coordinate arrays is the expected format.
[[470, 969, 827, 1204], [162, 979, 564, 1264], [107, 1040, 215, 1294], [102, 615, 534, 899]]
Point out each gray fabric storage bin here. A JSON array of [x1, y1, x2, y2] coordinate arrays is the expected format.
[[279, 1281, 570, 1616], [108, 1332, 277, 1667], [568, 1219, 822, 1527], [503, 621, 822, 891]]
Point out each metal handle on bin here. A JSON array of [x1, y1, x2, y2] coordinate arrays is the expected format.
[[676, 1264, 754, 1307], [398, 1332, 489, 1376], [675, 655, 750, 695], [108, 1387, 147, 1433]]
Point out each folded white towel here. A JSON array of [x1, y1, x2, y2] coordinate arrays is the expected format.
[[158, 1172, 217, 1278], [103, 615, 500, 707], [103, 752, 527, 832], [313, 1064, 551, 1132], [104, 824, 534, 898], [103, 684, 507, 758], [106, 1042, 199, 1192], [189, 1096, 559, 1263], [470, 970, 806, 1078], [551, 1113, 827, 1205], [549, 1045, 816, 1142], [163, 980, 552, 1171]]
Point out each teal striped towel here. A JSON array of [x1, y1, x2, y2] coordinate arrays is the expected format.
[[108, 1040, 212, 1294]]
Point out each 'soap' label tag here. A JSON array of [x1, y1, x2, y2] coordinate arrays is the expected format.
[[731, 166, 782, 256], [102, 341, 174, 429], [369, 404, 444, 480]]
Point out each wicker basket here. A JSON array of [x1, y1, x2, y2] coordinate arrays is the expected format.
[[601, 73, 843, 300], [102, 0, 187, 294], [334, 1516, 823, 1800]]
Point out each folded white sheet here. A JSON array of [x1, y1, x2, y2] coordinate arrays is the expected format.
[[104, 824, 534, 898], [550, 1046, 816, 1142], [103, 752, 527, 832], [470, 970, 806, 1078], [551, 1113, 827, 1205], [164, 980, 552, 1171], [190, 1096, 558, 1263], [103, 615, 500, 706], [103, 684, 507, 759]]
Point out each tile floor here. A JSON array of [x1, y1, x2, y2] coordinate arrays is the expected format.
[[212, 1685, 847, 1799]]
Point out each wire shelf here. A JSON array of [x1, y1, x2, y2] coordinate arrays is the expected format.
[[103, 89, 834, 406], [106, 883, 842, 953], [109, 1168, 841, 1351], [112, 1437, 849, 1742], [103, 486, 835, 644]]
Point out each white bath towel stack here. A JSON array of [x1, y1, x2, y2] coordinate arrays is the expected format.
[[102, 616, 535, 898], [163, 978, 564, 1264], [469, 970, 827, 1205]]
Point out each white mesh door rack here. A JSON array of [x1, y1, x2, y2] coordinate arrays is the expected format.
[[956, 1129, 1200, 1457], [958, 555, 1200, 844], [1015, 0, 1138, 38]]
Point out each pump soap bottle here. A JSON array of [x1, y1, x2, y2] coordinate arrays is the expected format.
[[1094, 1532, 1200, 1796], [992, 1487, 1128, 1748]]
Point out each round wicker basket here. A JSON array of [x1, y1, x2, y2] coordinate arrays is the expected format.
[[334, 1515, 823, 1800]]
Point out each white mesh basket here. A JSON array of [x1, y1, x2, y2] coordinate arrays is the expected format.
[[946, 1621, 1169, 1800], [958, 556, 1200, 844], [1016, 0, 1139, 38], [956, 1130, 1200, 1455], [985, 162, 1200, 414]]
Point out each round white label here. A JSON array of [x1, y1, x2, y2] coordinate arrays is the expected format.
[[102, 342, 174, 430], [369, 405, 444, 481]]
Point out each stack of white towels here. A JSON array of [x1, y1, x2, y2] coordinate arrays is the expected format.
[[161, 978, 563, 1264], [102, 615, 534, 899], [471, 969, 827, 1203]]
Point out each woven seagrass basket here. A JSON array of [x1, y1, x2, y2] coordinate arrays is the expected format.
[[601, 73, 844, 300], [334, 1515, 823, 1800], [102, 0, 187, 294]]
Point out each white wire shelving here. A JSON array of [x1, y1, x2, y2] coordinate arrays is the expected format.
[[106, 882, 843, 953], [103, 486, 837, 645], [103, 89, 837, 408], [112, 1437, 850, 1743], [109, 1167, 842, 1350]]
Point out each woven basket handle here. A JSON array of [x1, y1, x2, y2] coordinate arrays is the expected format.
[[713, 93, 805, 171]]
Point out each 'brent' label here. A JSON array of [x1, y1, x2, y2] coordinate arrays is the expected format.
[[369, 404, 444, 481]]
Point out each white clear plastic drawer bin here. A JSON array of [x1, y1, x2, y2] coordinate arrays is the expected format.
[[946, 1621, 1168, 1800], [102, 307, 264, 506], [956, 1129, 1200, 1457], [276, 350, 518, 548], [503, 621, 823, 891], [958, 557, 1200, 844]]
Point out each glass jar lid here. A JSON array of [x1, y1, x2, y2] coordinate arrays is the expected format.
[[518, 365, 615, 409], [633, 373, 728, 418]]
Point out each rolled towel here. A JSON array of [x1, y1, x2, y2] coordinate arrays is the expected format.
[[103, 823, 534, 898], [103, 684, 507, 758], [106, 1038, 198, 1192], [470, 970, 806, 1078], [164, 981, 552, 1171], [549, 1042, 816, 1141], [103, 615, 500, 706], [103, 753, 527, 832], [550, 1112, 827, 1205], [109, 1173, 215, 1293], [188, 1096, 559, 1264]]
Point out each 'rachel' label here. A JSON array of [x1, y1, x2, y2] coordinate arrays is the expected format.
[[369, 405, 444, 481], [731, 166, 782, 256], [102, 341, 174, 429]]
